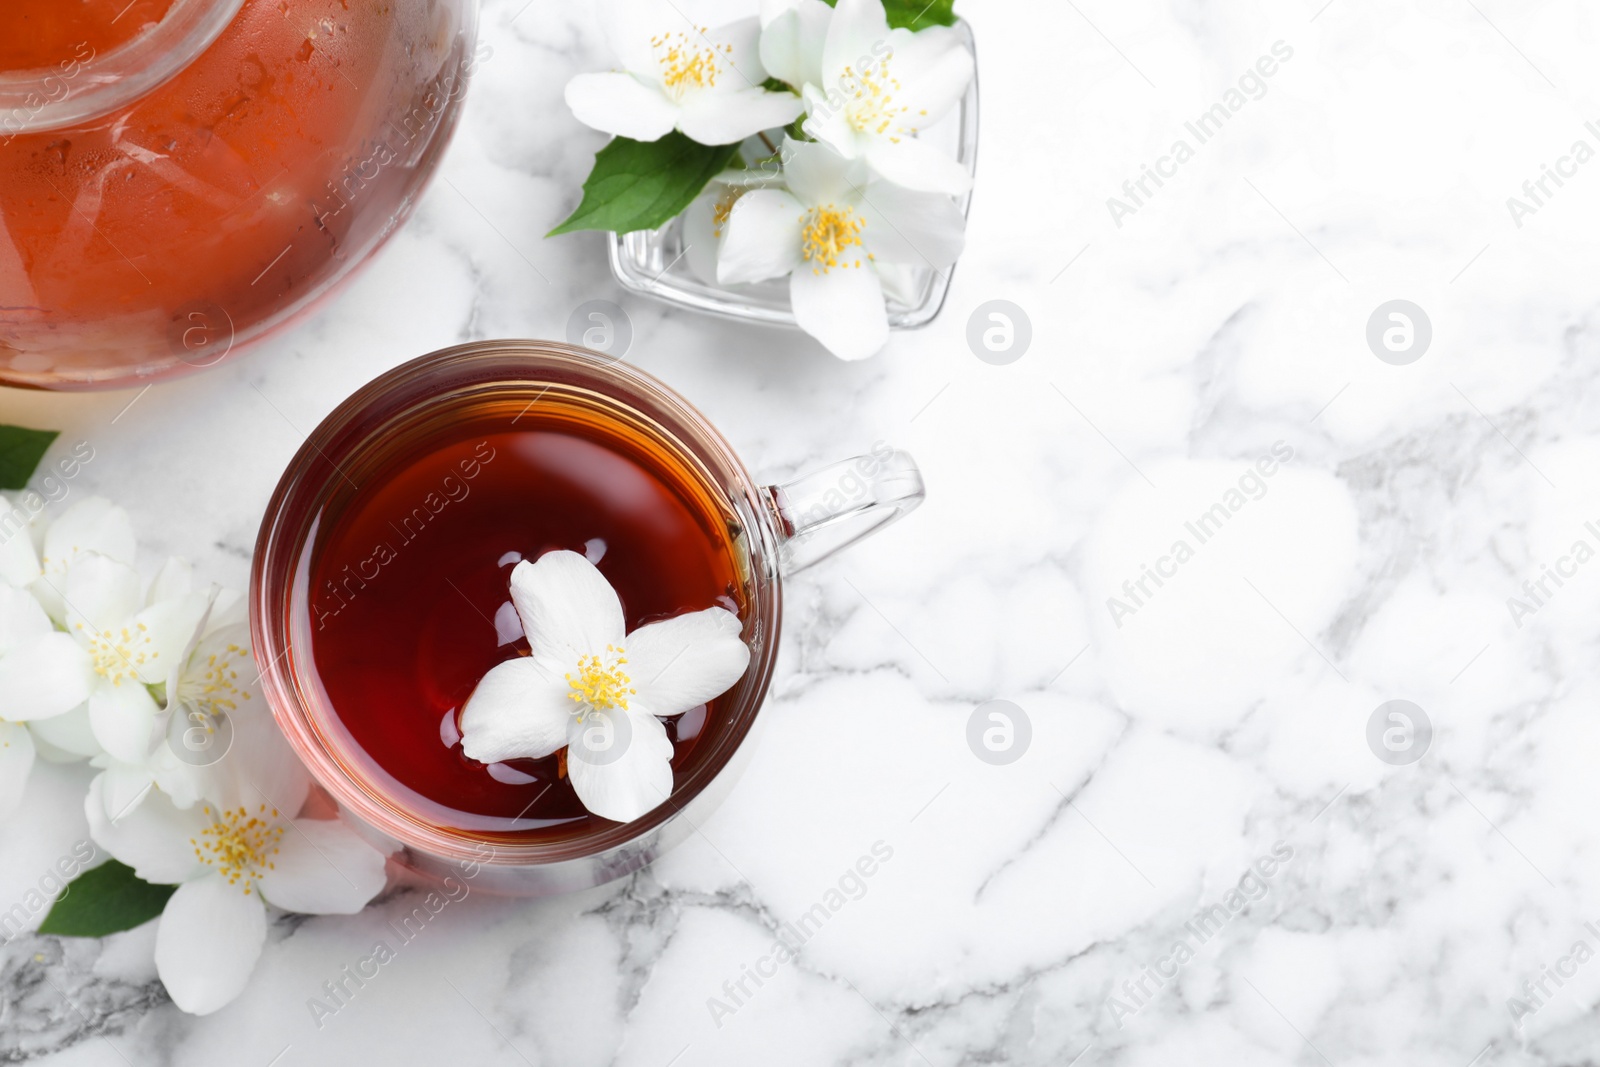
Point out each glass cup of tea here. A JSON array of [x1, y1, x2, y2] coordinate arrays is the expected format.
[[250, 340, 924, 895]]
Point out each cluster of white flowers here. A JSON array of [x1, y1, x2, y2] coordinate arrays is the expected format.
[[0, 496, 389, 1015], [566, 0, 974, 359]]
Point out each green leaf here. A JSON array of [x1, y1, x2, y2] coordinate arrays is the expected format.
[[37, 860, 176, 938], [0, 424, 58, 490], [548, 133, 742, 236], [818, 0, 957, 29]]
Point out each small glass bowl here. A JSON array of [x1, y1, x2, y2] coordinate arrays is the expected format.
[[608, 20, 979, 331]]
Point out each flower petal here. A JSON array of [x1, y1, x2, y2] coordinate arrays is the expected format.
[[705, 16, 770, 86], [61, 553, 141, 636], [0, 721, 34, 820], [27, 702, 100, 759], [863, 136, 971, 195], [760, 0, 801, 24], [150, 752, 217, 811], [175, 619, 254, 702], [258, 818, 388, 915], [0, 583, 51, 654], [154, 874, 267, 1015], [86, 774, 208, 883], [886, 24, 974, 126], [129, 593, 208, 685], [0, 632, 93, 721], [566, 704, 676, 823], [96, 760, 157, 821], [564, 72, 679, 142], [717, 188, 804, 284], [759, 0, 830, 88], [89, 680, 159, 764], [800, 84, 865, 161], [822, 0, 891, 85], [858, 183, 966, 266], [203, 698, 311, 817], [42, 497, 136, 570], [459, 656, 573, 764], [780, 134, 866, 205], [789, 262, 889, 360], [681, 184, 724, 286], [677, 86, 804, 146], [626, 608, 750, 716], [720, 15, 768, 78], [202, 590, 247, 634], [147, 557, 195, 605], [510, 551, 626, 664], [0, 503, 41, 587], [597, 0, 673, 74]]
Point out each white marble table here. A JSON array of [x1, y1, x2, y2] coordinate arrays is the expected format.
[[7, 0, 1600, 1063]]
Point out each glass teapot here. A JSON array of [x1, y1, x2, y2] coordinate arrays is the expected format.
[[0, 0, 479, 390]]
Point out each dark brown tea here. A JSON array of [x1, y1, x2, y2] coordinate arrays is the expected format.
[[305, 406, 747, 841]]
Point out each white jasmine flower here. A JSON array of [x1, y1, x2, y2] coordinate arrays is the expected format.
[[30, 496, 136, 622], [92, 595, 257, 817], [459, 550, 749, 824], [0, 584, 92, 817], [565, 0, 804, 145], [5, 498, 140, 769], [37, 553, 208, 767], [85, 715, 389, 1015], [716, 136, 965, 359], [796, 0, 974, 194]]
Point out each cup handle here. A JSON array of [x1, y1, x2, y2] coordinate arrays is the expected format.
[[764, 448, 925, 574]]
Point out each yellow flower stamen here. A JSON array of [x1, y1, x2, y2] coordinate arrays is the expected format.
[[177, 642, 251, 716], [841, 58, 913, 137], [190, 804, 283, 894], [712, 185, 746, 239], [74, 621, 156, 687], [801, 204, 866, 274], [566, 645, 636, 712], [652, 28, 733, 98]]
